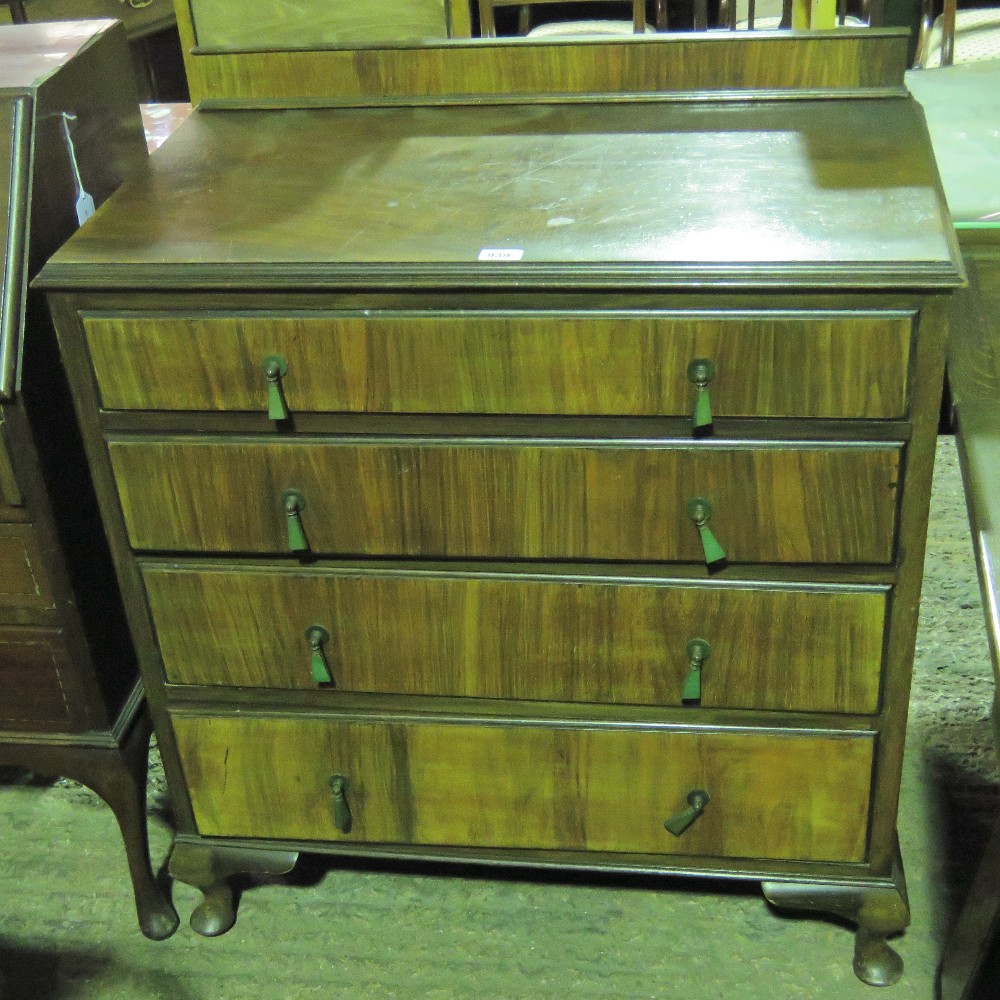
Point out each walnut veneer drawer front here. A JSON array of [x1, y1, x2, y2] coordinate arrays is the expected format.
[[109, 440, 901, 564], [0, 523, 55, 611], [173, 715, 874, 863], [147, 566, 887, 714], [82, 312, 913, 418]]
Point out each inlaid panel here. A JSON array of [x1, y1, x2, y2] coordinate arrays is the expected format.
[[0, 523, 55, 611], [109, 439, 902, 564], [147, 566, 888, 714], [174, 714, 875, 863], [0, 625, 70, 729], [83, 311, 913, 419]]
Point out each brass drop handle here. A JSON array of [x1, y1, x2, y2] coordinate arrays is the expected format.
[[664, 789, 710, 837], [262, 354, 290, 422], [330, 774, 353, 834], [687, 358, 716, 437], [686, 497, 728, 573], [682, 638, 711, 705], [306, 625, 332, 684], [282, 489, 309, 553]]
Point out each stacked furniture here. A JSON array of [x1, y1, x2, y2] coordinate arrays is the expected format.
[[0, 19, 177, 939], [39, 13, 962, 985]]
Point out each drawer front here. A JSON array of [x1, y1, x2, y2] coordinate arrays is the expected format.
[[147, 566, 887, 714], [0, 626, 71, 729], [83, 312, 912, 419], [109, 440, 901, 564], [174, 714, 874, 863], [0, 523, 56, 612]]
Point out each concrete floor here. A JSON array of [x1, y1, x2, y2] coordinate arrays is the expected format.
[[0, 434, 996, 999]]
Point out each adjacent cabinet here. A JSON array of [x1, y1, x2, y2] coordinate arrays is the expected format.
[[0, 19, 176, 938], [39, 29, 962, 986]]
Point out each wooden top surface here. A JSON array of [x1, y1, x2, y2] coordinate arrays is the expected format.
[[0, 20, 115, 92], [41, 97, 963, 291]]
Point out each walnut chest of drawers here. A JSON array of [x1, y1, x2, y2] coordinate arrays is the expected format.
[[39, 42, 963, 984]]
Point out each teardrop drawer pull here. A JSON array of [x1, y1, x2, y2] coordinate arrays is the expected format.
[[682, 638, 711, 705], [664, 789, 710, 837], [686, 497, 728, 573], [687, 358, 716, 438], [262, 355, 290, 422], [282, 489, 309, 553], [306, 625, 332, 685], [330, 774, 353, 834]]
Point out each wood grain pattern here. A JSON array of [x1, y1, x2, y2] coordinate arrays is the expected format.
[[0, 523, 55, 609], [83, 311, 913, 419], [147, 566, 887, 713], [176, 31, 909, 106], [173, 713, 875, 863], [40, 100, 960, 290], [188, 0, 467, 48], [109, 439, 902, 563], [0, 625, 70, 728]]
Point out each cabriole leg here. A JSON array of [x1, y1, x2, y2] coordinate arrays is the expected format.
[[168, 840, 298, 937], [762, 842, 909, 987]]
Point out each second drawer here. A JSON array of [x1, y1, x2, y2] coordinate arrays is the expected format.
[[110, 438, 902, 564], [146, 565, 887, 714]]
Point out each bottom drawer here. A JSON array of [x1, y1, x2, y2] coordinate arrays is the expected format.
[[0, 626, 71, 729], [173, 715, 874, 864]]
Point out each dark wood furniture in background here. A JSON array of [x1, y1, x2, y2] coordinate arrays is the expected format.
[[0, 19, 177, 941], [39, 24, 962, 986], [0, 0, 187, 102]]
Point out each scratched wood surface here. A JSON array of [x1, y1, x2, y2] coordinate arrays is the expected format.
[[41, 98, 956, 285]]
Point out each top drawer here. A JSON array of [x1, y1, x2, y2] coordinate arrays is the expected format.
[[82, 311, 914, 419]]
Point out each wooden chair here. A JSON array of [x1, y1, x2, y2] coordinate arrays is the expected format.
[[718, 0, 881, 29], [916, 0, 1000, 67], [478, 0, 653, 37]]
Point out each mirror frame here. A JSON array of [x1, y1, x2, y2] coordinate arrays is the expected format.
[[172, 1, 909, 108]]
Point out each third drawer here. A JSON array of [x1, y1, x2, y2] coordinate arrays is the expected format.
[[146, 565, 888, 714]]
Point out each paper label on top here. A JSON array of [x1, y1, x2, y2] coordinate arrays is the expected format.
[[478, 248, 524, 262]]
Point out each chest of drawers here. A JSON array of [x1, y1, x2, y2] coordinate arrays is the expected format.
[[39, 52, 962, 984]]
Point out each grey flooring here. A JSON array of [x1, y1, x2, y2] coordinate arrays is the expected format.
[[0, 434, 996, 999]]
